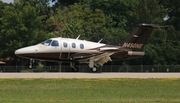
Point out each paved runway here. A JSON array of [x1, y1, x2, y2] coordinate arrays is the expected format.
[[0, 73, 180, 78]]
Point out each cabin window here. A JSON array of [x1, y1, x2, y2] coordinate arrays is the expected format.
[[72, 43, 76, 48], [80, 44, 84, 49], [51, 40, 59, 46], [40, 39, 52, 46], [63, 42, 68, 48]]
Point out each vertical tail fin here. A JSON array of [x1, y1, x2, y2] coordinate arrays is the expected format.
[[121, 24, 166, 50]]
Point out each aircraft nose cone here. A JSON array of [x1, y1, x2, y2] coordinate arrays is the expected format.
[[15, 49, 23, 55], [15, 46, 37, 58]]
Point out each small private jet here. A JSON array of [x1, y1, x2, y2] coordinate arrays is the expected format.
[[15, 24, 166, 72]]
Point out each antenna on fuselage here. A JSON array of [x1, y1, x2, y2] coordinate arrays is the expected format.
[[98, 38, 103, 43], [76, 35, 80, 40]]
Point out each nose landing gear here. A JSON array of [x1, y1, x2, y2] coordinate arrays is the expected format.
[[29, 59, 34, 69]]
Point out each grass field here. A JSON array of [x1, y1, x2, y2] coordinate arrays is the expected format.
[[0, 78, 180, 103]]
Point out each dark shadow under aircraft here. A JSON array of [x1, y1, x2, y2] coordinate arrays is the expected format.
[[15, 24, 166, 72]]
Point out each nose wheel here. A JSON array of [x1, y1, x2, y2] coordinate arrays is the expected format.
[[29, 64, 32, 69], [28, 59, 34, 69]]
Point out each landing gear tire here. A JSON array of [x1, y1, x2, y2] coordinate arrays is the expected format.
[[91, 67, 98, 73], [29, 64, 32, 69]]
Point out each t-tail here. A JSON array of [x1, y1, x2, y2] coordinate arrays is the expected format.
[[120, 24, 166, 50]]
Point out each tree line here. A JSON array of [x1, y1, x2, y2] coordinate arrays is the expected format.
[[0, 0, 180, 69]]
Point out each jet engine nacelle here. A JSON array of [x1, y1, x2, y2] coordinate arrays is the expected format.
[[98, 47, 119, 51], [128, 51, 145, 56]]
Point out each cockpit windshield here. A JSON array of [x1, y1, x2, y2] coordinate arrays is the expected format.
[[40, 39, 52, 46], [40, 39, 59, 47]]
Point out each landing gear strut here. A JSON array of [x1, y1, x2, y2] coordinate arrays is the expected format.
[[70, 62, 79, 72], [29, 59, 33, 69]]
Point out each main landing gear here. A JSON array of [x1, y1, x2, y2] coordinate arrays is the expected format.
[[90, 66, 98, 73], [70, 62, 101, 73], [70, 62, 79, 72], [89, 58, 101, 73]]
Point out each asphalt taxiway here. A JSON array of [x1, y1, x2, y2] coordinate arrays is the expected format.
[[0, 73, 180, 78]]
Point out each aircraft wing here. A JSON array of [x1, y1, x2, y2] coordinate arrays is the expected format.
[[75, 52, 114, 66], [73, 46, 124, 66], [72, 46, 144, 66]]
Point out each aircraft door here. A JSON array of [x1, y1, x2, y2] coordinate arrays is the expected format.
[[49, 40, 61, 60], [60, 40, 70, 59]]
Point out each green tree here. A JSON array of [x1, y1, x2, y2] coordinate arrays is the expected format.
[[47, 3, 116, 42], [0, 0, 50, 61], [127, 0, 166, 30], [52, 0, 80, 7], [158, 0, 180, 66], [160, 0, 180, 31], [143, 26, 180, 66], [85, 0, 136, 29]]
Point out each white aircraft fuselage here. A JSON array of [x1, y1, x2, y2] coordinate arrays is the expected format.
[[15, 37, 106, 62]]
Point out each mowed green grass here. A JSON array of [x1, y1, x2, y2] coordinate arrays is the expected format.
[[0, 78, 180, 103]]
